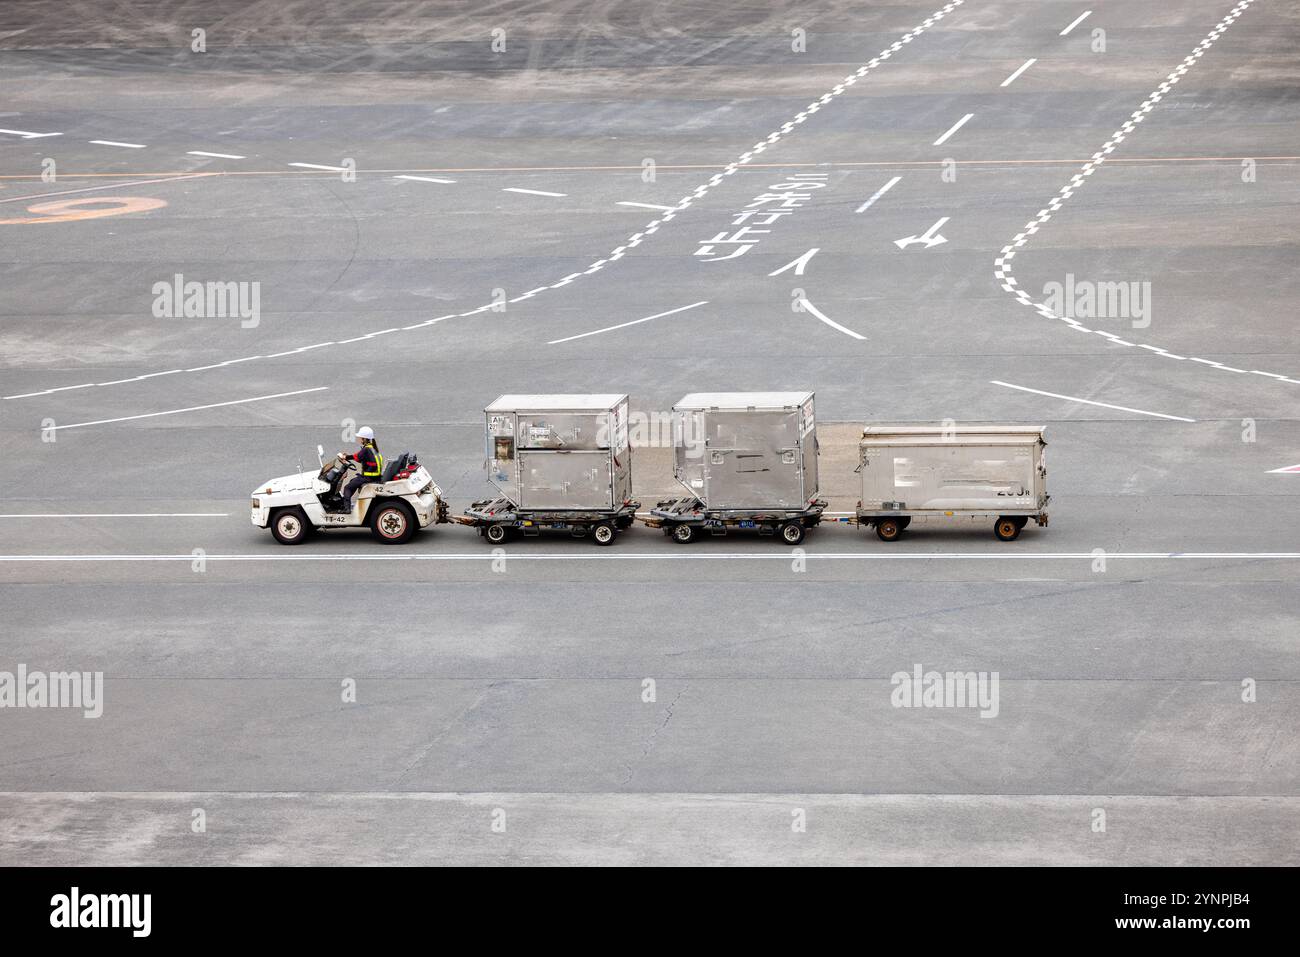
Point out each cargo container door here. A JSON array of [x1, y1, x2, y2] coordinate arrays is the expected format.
[[518, 450, 613, 510]]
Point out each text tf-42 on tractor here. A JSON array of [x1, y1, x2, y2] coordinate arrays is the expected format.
[[251, 444, 449, 545]]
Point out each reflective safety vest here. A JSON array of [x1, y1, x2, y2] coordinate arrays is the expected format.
[[361, 445, 384, 479]]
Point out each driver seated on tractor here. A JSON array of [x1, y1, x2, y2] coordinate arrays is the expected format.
[[338, 426, 384, 512]]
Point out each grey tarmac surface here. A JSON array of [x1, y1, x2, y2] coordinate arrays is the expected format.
[[0, 0, 1297, 865]]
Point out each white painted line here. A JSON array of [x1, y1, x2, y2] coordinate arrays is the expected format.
[[7, 0, 968, 400], [989, 380, 1195, 422], [503, 187, 567, 197], [394, 174, 456, 184], [0, 128, 62, 139], [1060, 10, 1092, 35], [617, 201, 676, 211], [933, 113, 974, 146], [1266, 464, 1300, 474], [289, 162, 347, 171], [0, 513, 229, 519], [0, 173, 211, 209], [46, 387, 328, 432], [548, 301, 708, 345], [89, 140, 146, 149], [856, 176, 901, 212], [4, 382, 94, 400], [187, 150, 246, 159], [799, 299, 867, 340], [1001, 58, 1037, 87], [1, 552, 1295, 564]]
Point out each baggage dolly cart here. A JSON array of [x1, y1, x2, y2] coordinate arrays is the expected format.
[[458, 497, 639, 546], [643, 497, 827, 545]]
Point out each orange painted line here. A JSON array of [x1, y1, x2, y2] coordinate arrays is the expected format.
[[0, 156, 1296, 182]]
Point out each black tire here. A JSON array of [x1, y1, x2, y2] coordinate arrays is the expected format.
[[898, 516, 912, 530], [671, 523, 696, 544], [875, 518, 903, 542], [592, 521, 616, 546], [1012, 516, 1029, 529], [370, 500, 417, 544], [779, 521, 805, 545], [484, 522, 510, 545], [994, 517, 1021, 542], [270, 507, 312, 546]]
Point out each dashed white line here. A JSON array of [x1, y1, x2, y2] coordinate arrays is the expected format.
[[616, 201, 677, 212], [503, 187, 567, 197], [288, 162, 347, 171], [45, 387, 328, 432], [1001, 58, 1037, 87], [547, 301, 708, 345], [989, 380, 1196, 421], [856, 176, 902, 212], [7, 0, 968, 400], [933, 113, 974, 146], [187, 151, 246, 159], [1060, 10, 1092, 35], [394, 174, 456, 184], [89, 140, 146, 149], [800, 299, 867, 340], [992, 1, 1289, 385], [0, 128, 61, 139]]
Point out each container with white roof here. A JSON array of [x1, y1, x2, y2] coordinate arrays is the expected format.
[[458, 394, 637, 545], [646, 391, 825, 545]]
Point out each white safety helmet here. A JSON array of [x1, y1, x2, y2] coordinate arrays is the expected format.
[[356, 426, 375, 441]]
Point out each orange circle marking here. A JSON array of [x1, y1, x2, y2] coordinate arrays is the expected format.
[[0, 196, 167, 225]]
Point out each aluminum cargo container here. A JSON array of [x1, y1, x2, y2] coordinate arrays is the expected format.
[[671, 392, 818, 509], [856, 425, 1049, 540], [484, 394, 632, 510]]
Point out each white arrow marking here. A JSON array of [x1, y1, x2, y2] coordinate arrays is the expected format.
[[1267, 464, 1300, 474], [856, 176, 901, 213], [768, 248, 820, 277], [0, 128, 62, 139], [894, 217, 949, 249]]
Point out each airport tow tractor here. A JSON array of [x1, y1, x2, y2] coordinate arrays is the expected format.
[[251, 444, 448, 545]]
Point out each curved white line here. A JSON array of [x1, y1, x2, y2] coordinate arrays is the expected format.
[[6, 0, 966, 401], [994, 0, 1297, 385], [800, 299, 866, 340]]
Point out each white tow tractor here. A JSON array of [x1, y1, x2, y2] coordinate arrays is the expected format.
[[251, 444, 448, 545]]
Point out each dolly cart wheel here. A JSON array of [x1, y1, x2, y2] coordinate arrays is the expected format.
[[592, 522, 616, 546], [670, 523, 696, 544], [994, 517, 1022, 542], [875, 518, 904, 542], [485, 523, 510, 545], [779, 521, 805, 545]]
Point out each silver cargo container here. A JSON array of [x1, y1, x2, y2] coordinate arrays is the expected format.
[[671, 392, 818, 509], [857, 425, 1049, 540], [485, 394, 632, 510]]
